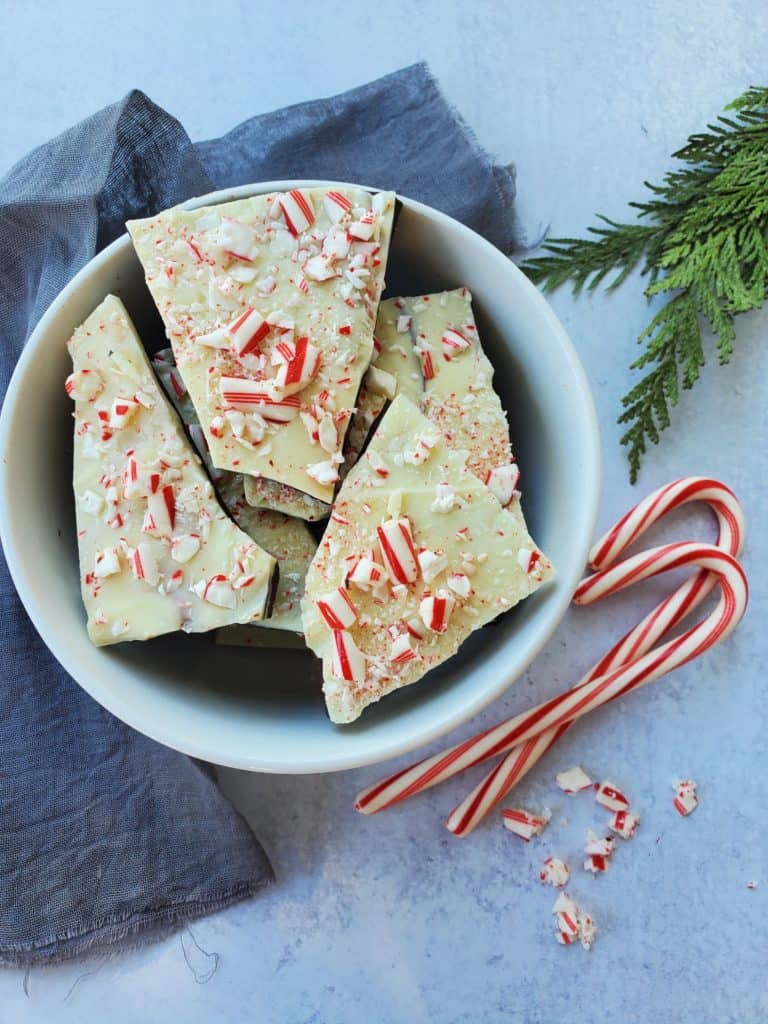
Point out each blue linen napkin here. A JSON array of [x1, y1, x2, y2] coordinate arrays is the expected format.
[[0, 63, 518, 966]]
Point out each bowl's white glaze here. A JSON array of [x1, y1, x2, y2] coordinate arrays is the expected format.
[[0, 182, 600, 772]]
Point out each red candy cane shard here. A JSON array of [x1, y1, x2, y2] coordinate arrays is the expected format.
[[609, 810, 640, 839], [595, 782, 630, 812], [501, 807, 550, 841], [419, 590, 456, 634], [377, 517, 419, 584], [274, 336, 321, 396], [331, 630, 366, 683], [441, 328, 471, 360], [279, 190, 315, 236], [324, 190, 353, 223], [316, 587, 358, 630], [229, 307, 271, 357], [485, 464, 520, 507]]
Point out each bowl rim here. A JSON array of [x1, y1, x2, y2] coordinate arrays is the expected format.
[[0, 180, 601, 773]]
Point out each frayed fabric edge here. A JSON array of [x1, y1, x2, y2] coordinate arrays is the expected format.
[[0, 875, 273, 969]]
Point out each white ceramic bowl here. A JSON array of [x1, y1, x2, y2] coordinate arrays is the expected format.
[[0, 181, 600, 773]]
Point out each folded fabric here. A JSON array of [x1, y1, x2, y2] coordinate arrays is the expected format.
[[0, 62, 518, 966]]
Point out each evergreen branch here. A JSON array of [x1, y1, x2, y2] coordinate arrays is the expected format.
[[521, 85, 768, 481]]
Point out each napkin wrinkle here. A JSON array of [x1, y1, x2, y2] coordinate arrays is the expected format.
[[0, 63, 519, 967]]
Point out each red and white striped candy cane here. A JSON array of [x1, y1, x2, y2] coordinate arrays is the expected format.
[[444, 477, 744, 835], [355, 479, 746, 824]]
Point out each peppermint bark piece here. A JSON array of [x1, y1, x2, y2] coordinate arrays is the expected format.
[[153, 348, 317, 634], [128, 187, 396, 510], [374, 288, 521, 504], [68, 296, 276, 645], [302, 396, 554, 724]]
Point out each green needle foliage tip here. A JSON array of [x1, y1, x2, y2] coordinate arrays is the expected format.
[[522, 86, 768, 482]]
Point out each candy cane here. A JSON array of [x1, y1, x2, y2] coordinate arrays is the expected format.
[[355, 479, 746, 822], [444, 478, 744, 834]]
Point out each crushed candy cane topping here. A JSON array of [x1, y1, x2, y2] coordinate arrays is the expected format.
[[609, 810, 640, 839], [595, 781, 631, 812], [552, 893, 596, 951], [540, 857, 570, 888], [501, 807, 551, 841], [673, 779, 698, 817], [555, 765, 593, 794]]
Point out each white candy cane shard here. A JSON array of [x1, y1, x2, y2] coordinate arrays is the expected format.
[[404, 434, 438, 465], [578, 912, 597, 951], [552, 892, 580, 937], [415, 342, 436, 381], [219, 218, 258, 263], [377, 517, 419, 584], [441, 328, 471, 359], [609, 810, 640, 839], [228, 307, 271, 357], [390, 633, 417, 665], [555, 765, 594, 794], [396, 315, 412, 334], [595, 781, 630, 812], [747, 881, 759, 890], [447, 572, 471, 598], [171, 533, 201, 564], [65, 368, 103, 402], [540, 857, 570, 888], [501, 807, 550, 841], [195, 327, 231, 349], [193, 574, 236, 609], [273, 337, 322, 396], [348, 210, 375, 240], [405, 616, 426, 641], [348, 556, 388, 595], [279, 189, 315, 236], [673, 779, 699, 817], [316, 587, 358, 630], [331, 629, 366, 682], [129, 542, 159, 587], [323, 190, 353, 223], [584, 830, 616, 858], [485, 464, 521, 507], [419, 589, 456, 634], [417, 548, 448, 584], [307, 458, 341, 485], [318, 413, 337, 454], [303, 254, 336, 281], [94, 547, 121, 578], [146, 484, 176, 536], [220, 377, 301, 422], [431, 482, 460, 514]]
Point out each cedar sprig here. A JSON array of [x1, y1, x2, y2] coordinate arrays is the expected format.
[[522, 86, 768, 481]]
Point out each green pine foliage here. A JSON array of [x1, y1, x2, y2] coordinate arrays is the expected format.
[[522, 86, 768, 482]]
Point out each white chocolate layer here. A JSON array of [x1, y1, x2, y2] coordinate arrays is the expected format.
[[128, 188, 396, 506], [152, 348, 317, 633], [302, 396, 554, 723], [68, 296, 276, 645]]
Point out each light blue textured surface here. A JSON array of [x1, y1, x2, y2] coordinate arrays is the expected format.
[[1, 2, 766, 1021]]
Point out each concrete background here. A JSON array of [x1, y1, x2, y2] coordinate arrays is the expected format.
[[1, 2, 766, 1021]]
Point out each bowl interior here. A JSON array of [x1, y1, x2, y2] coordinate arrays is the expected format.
[[0, 183, 599, 772]]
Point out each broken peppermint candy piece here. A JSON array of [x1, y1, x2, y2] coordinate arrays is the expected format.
[[555, 765, 594, 794], [673, 779, 699, 817], [552, 892, 580, 941], [501, 807, 551, 841], [609, 810, 640, 839], [65, 368, 103, 402], [540, 857, 570, 888], [595, 781, 631, 812]]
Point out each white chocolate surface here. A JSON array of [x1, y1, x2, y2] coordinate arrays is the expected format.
[[302, 396, 554, 723], [128, 188, 396, 505], [68, 296, 276, 645]]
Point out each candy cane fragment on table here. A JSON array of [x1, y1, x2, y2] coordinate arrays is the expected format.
[[441, 478, 746, 835], [354, 479, 747, 832]]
